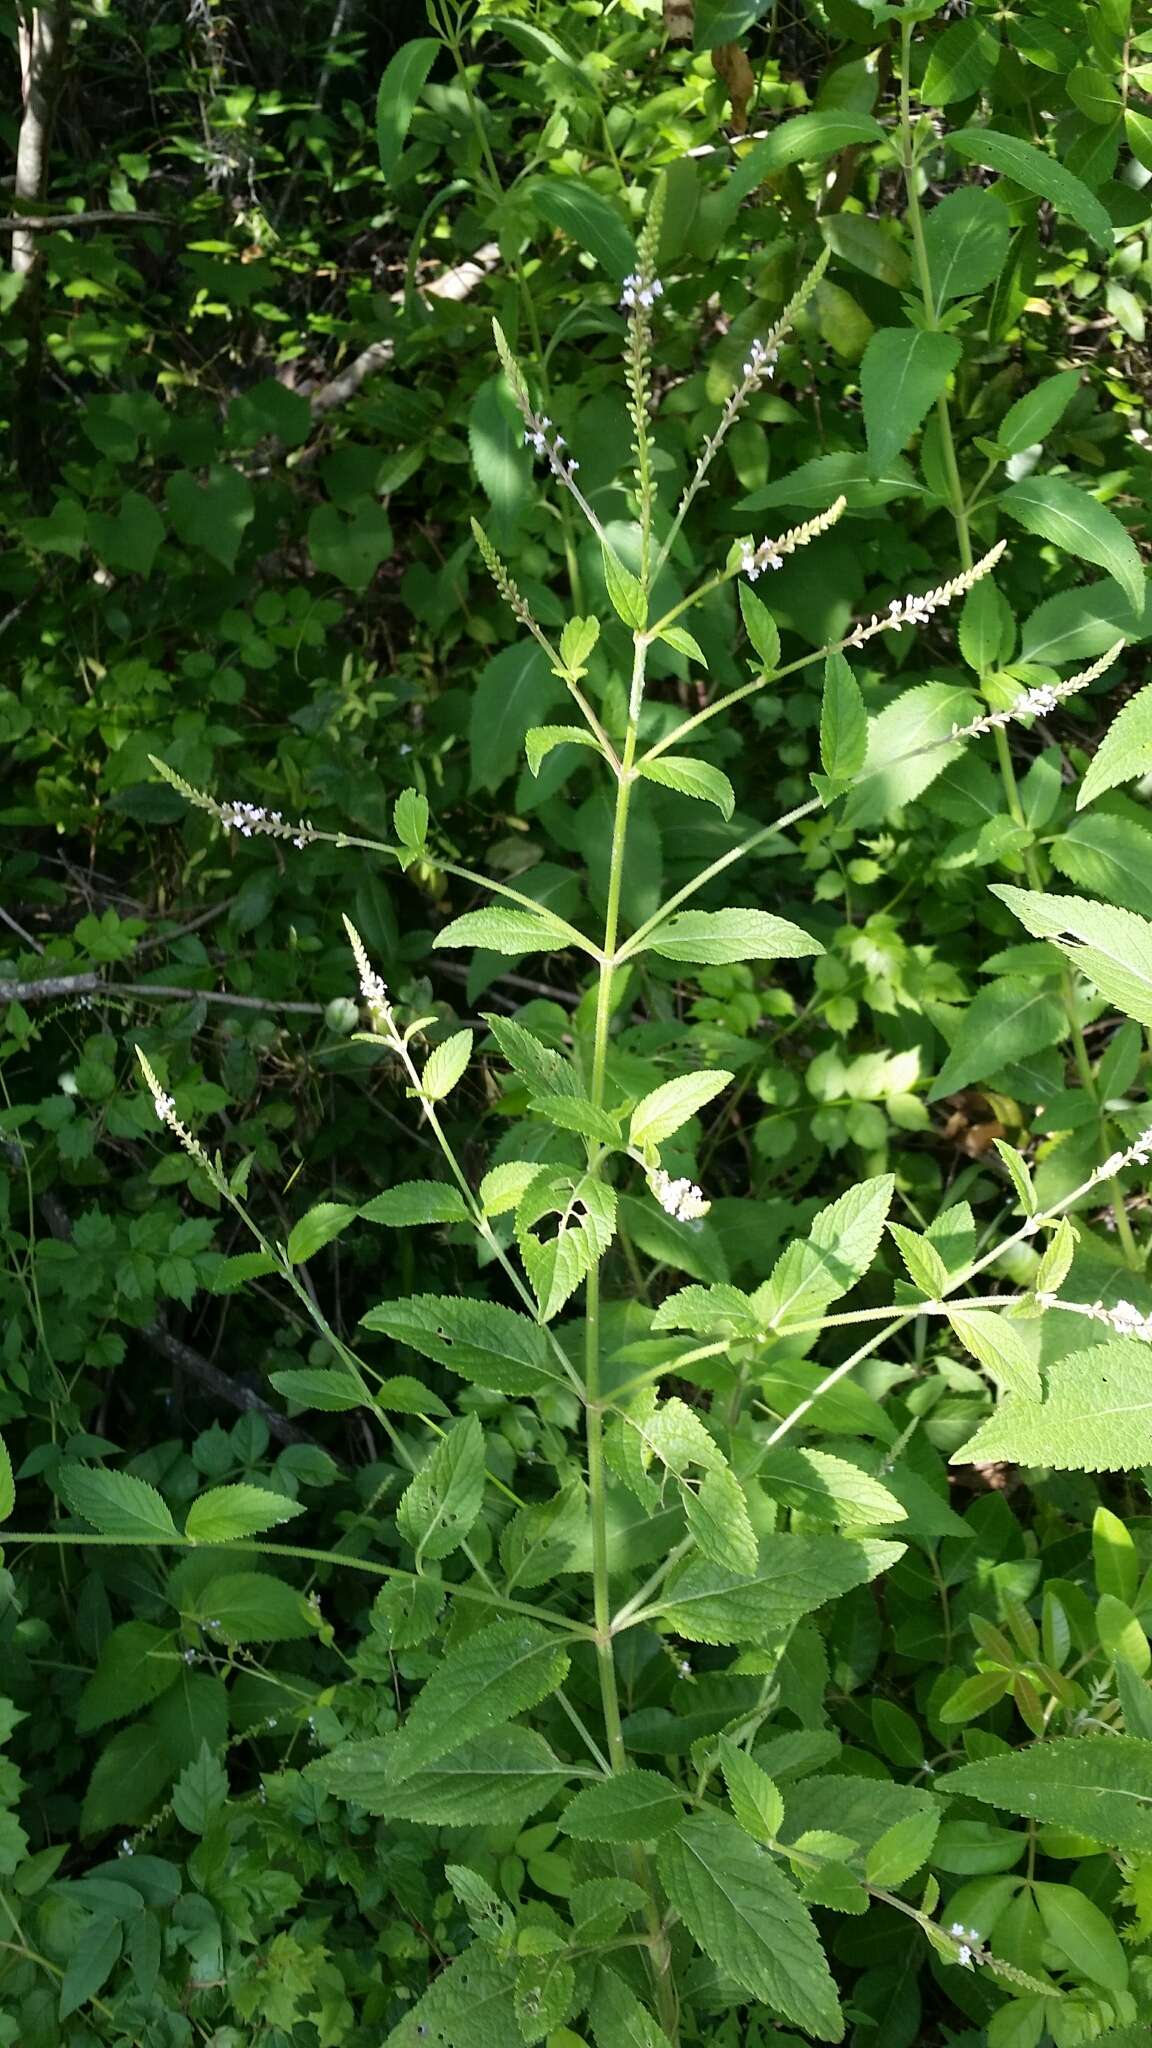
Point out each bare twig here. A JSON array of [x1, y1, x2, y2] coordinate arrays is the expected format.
[[2, 209, 164, 230], [0, 972, 325, 1014], [305, 242, 500, 418], [0, 906, 44, 954]]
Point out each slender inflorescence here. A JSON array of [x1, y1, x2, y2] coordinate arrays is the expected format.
[[740, 494, 847, 581], [342, 915, 396, 1038], [949, 640, 1125, 742], [623, 187, 666, 588], [845, 539, 1007, 646], [136, 1047, 221, 1187], [149, 757, 319, 849], [470, 517, 549, 646], [1038, 1293, 1152, 1340]]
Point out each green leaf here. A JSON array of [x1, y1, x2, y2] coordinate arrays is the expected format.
[[589, 1966, 674, 2048], [0, 1431, 12, 1523], [601, 544, 647, 629], [1034, 1882, 1128, 1993], [958, 578, 1014, 672], [754, 1174, 894, 1328], [949, 128, 1113, 249], [1095, 1503, 1139, 1604], [955, 1340, 1152, 1471], [1001, 476, 1143, 613], [922, 16, 1000, 102], [361, 1294, 563, 1395], [376, 36, 438, 179], [819, 649, 867, 782], [943, 1735, 1152, 1853], [307, 499, 393, 590], [924, 187, 1012, 308], [469, 643, 566, 794], [947, 1309, 1041, 1400], [529, 176, 636, 280], [387, 1619, 571, 1785], [361, 1182, 470, 1227], [843, 683, 977, 827], [190, 1571, 317, 1643], [658, 624, 707, 664], [757, 1447, 907, 1529], [992, 885, 1152, 1026], [719, 1736, 785, 1843], [62, 1466, 178, 1544], [657, 1814, 843, 2041], [433, 906, 578, 955], [171, 1740, 228, 1836], [1052, 811, 1152, 918], [532, 1093, 621, 1144], [89, 492, 166, 577], [559, 615, 600, 673], [639, 756, 735, 820], [860, 329, 962, 475], [269, 1367, 366, 1412], [311, 1727, 567, 1826], [468, 374, 531, 530], [382, 1947, 519, 2048], [79, 1723, 171, 1835], [525, 725, 602, 776], [938, 1669, 1012, 1724], [658, 1535, 904, 1644], [165, 465, 254, 570], [286, 1201, 357, 1264], [59, 1914, 123, 2020], [726, 112, 884, 211], [561, 1769, 686, 1843], [1078, 682, 1152, 808], [394, 787, 429, 851], [629, 1069, 732, 1148], [683, 1464, 759, 1575], [738, 580, 780, 669], [77, 1621, 180, 1732], [997, 370, 1081, 456], [184, 1484, 306, 1543], [864, 1808, 939, 1887], [641, 907, 822, 966], [396, 1413, 486, 1564], [422, 1029, 473, 1102], [928, 977, 1066, 1100]]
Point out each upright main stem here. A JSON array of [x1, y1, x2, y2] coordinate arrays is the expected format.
[[898, 25, 1141, 1274]]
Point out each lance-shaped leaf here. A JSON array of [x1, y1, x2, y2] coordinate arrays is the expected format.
[[630, 1069, 732, 1148], [992, 886, 1152, 1027], [639, 907, 822, 966], [396, 1413, 486, 1563], [361, 1295, 563, 1395], [949, 127, 1113, 249], [386, 1620, 572, 1785], [1001, 475, 1143, 613], [943, 1735, 1152, 1853], [657, 1534, 904, 1644], [860, 329, 962, 475], [638, 756, 735, 820], [954, 1339, 1152, 1472], [753, 1174, 893, 1329]]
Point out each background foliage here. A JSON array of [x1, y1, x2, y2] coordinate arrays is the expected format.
[[3, 0, 1152, 2043]]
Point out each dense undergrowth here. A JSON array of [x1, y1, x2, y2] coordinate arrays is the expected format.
[[4, 0, 1152, 2043]]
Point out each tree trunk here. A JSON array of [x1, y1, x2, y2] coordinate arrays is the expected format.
[[11, 1, 70, 485]]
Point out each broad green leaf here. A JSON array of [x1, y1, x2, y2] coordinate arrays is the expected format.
[[286, 1201, 357, 1264], [630, 1069, 732, 1148], [683, 1463, 759, 1575], [955, 1339, 1152, 1471], [958, 579, 1015, 672], [189, 1571, 317, 1644], [842, 683, 977, 827], [394, 787, 428, 850], [81, 1722, 172, 1835], [639, 756, 735, 820], [185, 1484, 306, 1543], [386, 1619, 572, 1785], [62, 1466, 178, 1545], [529, 175, 636, 280], [923, 187, 1012, 308], [1001, 476, 1142, 613], [532, 1093, 620, 1144], [928, 977, 1066, 1100], [860, 329, 961, 475], [641, 907, 822, 966], [171, 1741, 228, 1836], [376, 36, 438, 179], [819, 649, 867, 782], [943, 1735, 1152, 1853], [864, 1808, 939, 1887], [525, 725, 602, 775], [820, 213, 909, 289], [361, 1294, 562, 1394], [738, 579, 780, 669], [739, 450, 921, 514], [484, 1014, 578, 1096], [1021, 578, 1151, 666], [992, 885, 1152, 1026], [947, 1309, 1041, 1400], [469, 643, 565, 794], [59, 1914, 123, 2020], [166, 465, 254, 570], [468, 374, 531, 530], [89, 493, 165, 577], [658, 1535, 904, 1644], [657, 1814, 843, 2041], [1078, 682, 1152, 808], [997, 370, 1081, 456], [1034, 1882, 1128, 1993], [77, 1621, 180, 1733], [601, 544, 647, 629], [433, 906, 578, 955], [754, 1174, 894, 1328], [757, 1447, 906, 1529], [311, 1726, 566, 1825], [922, 16, 999, 102], [726, 112, 884, 211], [949, 128, 1113, 249], [719, 1737, 785, 1843], [269, 1366, 366, 1412], [1051, 812, 1152, 918], [383, 1947, 519, 2048], [589, 1966, 673, 2048], [561, 1769, 685, 1843], [397, 1413, 486, 1564], [307, 499, 393, 590], [422, 1029, 473, 1102], [361, 1182, 470, 1227]]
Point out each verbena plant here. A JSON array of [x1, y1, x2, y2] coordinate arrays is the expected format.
[[9, 169, 1152, 2045]]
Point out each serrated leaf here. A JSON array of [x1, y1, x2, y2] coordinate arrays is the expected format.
[[657, 1814, 843, 2040], [559, 615, 599, 673], [1078, 682, 1152, 809], [860, 329, 962, 475], [396, 1413, 486, 1564], [434, 906, 577, 955], [589, 1965, 674, 2048], [386, 1619, 571, 1785], [757, 1448, 906, 1529], [843, 682, 978, 826], [77, 1622, 180, 1733], [658, 624, 707, 664], [311, 1726, 566, 1825], [286, 1201, 357, 1264], [171, 1740, 228, 1836], [923, 186, 1012, 309], [422, 1029, 473, 1102], [719, 1736, 785, 1843], [754, 1174, 894, 1329], [269, 1367, 366, 1412], [531, 1093, 621, 1144], [958, 579, 1015, 673], [954, 1339, 1152, 1471], [1001, 475, 1143, 613], [864, 1808, 939, 1887], [185, 1484, 306, 1544], [658, 1535, 904, 1644], [561, 1769, 685, 1843], [601, 544, 647, 629], [641, 907, 822, 966], [888, 1221, 949, 1297], [943, 1735, 1152, 1853], [639, 756, 735, 819], [949, 128, 1113, 248], [684, 1464, 759, 1575], [1052, 811, 1152, 918], [992, 885, 1152, 1027], [998, 370, 1081, 456], [525, 724, 602, 776], [819, 649, 867, 783], [738, 580, 780, 669], [382, 1946, 519, 2048], [928, 976, 1065, 1100], [191, 1571, 317, 1644], [394, 786, 429, 850], [947, 1309, 1041, 1400], [361, 1182, 470, 1227], [479, 1161, 541, 1216], [362, 1294, 562, 1395], [629, 1069, 732, 1148], [62, 1466, 178, 1544], [994, 1137, 1038, 1217]]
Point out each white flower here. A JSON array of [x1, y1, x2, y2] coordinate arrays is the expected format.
[[742, 337, 777, 382], [620, 272, 664, 312], [649, 1167, 710, 1222], [153, 1091, 175, 1125], [956, 1944, 973, 1968]]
